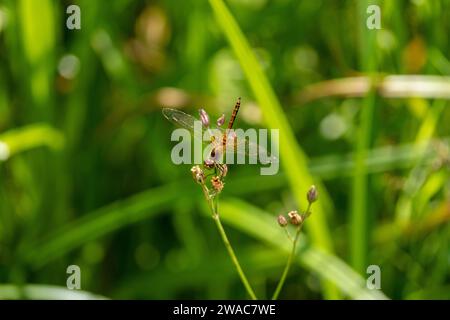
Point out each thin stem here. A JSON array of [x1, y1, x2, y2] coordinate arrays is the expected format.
[[271, 225, 302, 300], [283, 228, 293, 243], [213, 213, 258, 300], [272, 204, 311, 300], [305, 203, 312, 218], [201, 185, 258, 300]]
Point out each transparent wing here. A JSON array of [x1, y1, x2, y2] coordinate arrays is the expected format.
[[162, 108, 217, 141], [162, 108, 197, 131], [222, 136, 278, 164]]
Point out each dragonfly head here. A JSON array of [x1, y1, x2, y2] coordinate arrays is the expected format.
[[204, 157, 215, 169]]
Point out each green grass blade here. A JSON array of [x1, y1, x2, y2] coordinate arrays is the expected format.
[[227, 137, 449, 195], [395, 100, 446, 226], [17, 0, 56, 120], [21, 183, 189, 268], [0, 123, 64, 161], [350, 0, 379, 274]]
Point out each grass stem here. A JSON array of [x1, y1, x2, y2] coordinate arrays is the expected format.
[[272, 203, 310, 299], [271, 226, 302, 300], [202, 186, 257, 300]]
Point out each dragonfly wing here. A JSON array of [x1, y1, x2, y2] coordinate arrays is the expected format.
[[162, 108, 196, 130], [226, 138, 278, 164], [162, 108, 203, 141]]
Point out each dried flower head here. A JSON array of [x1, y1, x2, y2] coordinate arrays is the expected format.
[[199, 109, 210, 128], [220, 164, 228, 177], [288, 210, 303, 226], [217, 114, 225, 127], [277, 214, 288, 227], [211, 176, 224, 193], [307, 185, 318, 204], [191, 165, 204, 184]]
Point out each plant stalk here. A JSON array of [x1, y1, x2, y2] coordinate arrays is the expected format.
[[202, 186, 257, 300], [271, 225, 302, 300], [272, 203, 310, 300]]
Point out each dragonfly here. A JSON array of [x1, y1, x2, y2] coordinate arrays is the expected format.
[[162, 98, 276, 168]]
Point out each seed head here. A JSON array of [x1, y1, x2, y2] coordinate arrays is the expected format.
[[211, 176, 224, 193], [191, 165, 204, 184], [199, 109, 210, 128], [196, 174, 205, 184], [307, 185, 318, 204], [277, 215, 288, 227], [217, 114, 225, 127], [221, 164, 228, 177], [288, 210, 303, 226]]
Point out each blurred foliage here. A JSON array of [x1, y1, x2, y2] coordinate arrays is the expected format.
[[0, 0, 449, 299]]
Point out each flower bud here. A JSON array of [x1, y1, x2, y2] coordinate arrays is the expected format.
[[211, 176, 224, 193], [288, 210, 303, 226], [277, 215, 288, 227], [191, 166, 204, 184], [307, 185, 318, 204], [199, 109, 210, 127], [221, 164, 228, 177], [196, 174, 205, 184], [217, 114, 226, 127]]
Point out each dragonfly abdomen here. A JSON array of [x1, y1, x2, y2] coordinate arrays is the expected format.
[[222, 97, 241, 147]]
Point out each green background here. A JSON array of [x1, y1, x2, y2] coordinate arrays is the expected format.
[[0, 0, 449, 299]]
